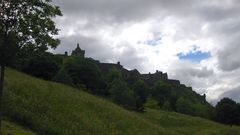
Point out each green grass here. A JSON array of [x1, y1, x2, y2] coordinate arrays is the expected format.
[[2, 68, 240, 135], [2, 121, 36, 135]]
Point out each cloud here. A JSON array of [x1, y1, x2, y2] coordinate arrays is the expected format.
[[218, 43, 240, 71], [219, 85, 240, 103], [52, 0, 240, 103]]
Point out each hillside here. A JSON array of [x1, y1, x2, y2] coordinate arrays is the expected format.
[[2, 121, 36, 135], [2, 68, 240, 135]]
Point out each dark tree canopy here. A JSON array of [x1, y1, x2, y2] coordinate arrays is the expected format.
[[0, 0, 62, 49], [23, 54, 59, 80], [106, 68, 122, 83], [152, 80, 172, 106], [216, 97, 239, 125], [109, 79, 137, 110], [132, 80, 149, 111], [176, 97, 194, 115], [61, 57, 107, 95]]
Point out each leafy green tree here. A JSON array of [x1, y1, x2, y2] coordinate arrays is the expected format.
[[106, 67, 122, 83], [216, 98, 238, 125], [144, 97, 160, 110], [176, 97, 195, 115], [62, 57, 107, 95], [152, 80, 172, 107], [194, 103, 209, 118], [193, 103, 216, 119], [109, 79, 137, 110], [162, 100, 171, 111], [52, 69, 73, 86], [23, 54, 59, 80], [0, 0, 62, 130], [132, 80, 149, 111], [238, 103, 240, 125]]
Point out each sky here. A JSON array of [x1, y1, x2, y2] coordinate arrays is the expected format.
[[52, 0, 240, 104]]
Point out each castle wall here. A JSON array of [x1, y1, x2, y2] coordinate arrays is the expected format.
[[68, 45, 183, 87]]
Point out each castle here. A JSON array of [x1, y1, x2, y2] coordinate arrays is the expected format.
[[71, 43, 85, 57], [67, 44, 183, 86]]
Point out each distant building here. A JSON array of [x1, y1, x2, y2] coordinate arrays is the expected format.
[[71, 43, 85, 57], [68, 43, 183, 86]]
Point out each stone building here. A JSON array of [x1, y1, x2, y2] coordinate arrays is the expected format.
[[71, 43, 85, 57]]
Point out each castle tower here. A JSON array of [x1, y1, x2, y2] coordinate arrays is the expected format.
[[71, 43, 85, 57]]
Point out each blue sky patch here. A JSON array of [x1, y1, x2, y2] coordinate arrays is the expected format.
[[177, 51, 211, 62], [138, 37, 162, 46]]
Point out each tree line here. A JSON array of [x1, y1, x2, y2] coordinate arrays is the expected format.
[[7, 53, 240, 126]]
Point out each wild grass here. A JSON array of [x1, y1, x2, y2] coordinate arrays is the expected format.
[[2, 121, 36, 135], [2, 68, 240, 135]]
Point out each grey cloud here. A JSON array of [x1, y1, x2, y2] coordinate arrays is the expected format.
[[53, 0, 240, 25], [170, 62, 214, 79], [53, 35, 148, 71], [218, 41, 240, 71], [54, 0, 160, 23], [167, 61, 214, 93], [53, 35, 116, 62], [53, 0, 206, 23], [115, 44, 149, 71], [189, 67, 214, 78], [219, 86, 240, 103], [197, 5, 240, 22]]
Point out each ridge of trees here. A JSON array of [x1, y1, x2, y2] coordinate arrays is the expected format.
[[7, 52, 240, 126]]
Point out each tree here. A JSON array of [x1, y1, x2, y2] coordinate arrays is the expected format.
[[193, 103, 216, 120], [176, 97, 194, 115], [237, 103, 240, 125], [62, 57, 107, 95], [132, 80, 148, 111], [52, 69, 74, 86], [215, 98, 238, 125], [151, 80, 172, 107], [23, 54, 59, 80], [162, 100, 171, 111], [0, 0, 62, 132], [106, 67, 122, 83], [144, 97, 160, 110], [109, 79, 137, 110]]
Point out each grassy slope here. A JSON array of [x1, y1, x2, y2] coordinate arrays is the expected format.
[[2, 121, 36, 135], [2, 68, 240, 135]]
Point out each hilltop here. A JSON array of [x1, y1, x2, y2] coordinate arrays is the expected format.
[[2, 68, 240, 135], [53, 44, 213, 117]]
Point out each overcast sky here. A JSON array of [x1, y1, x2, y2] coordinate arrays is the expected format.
[[52, 0, 240, 104]]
